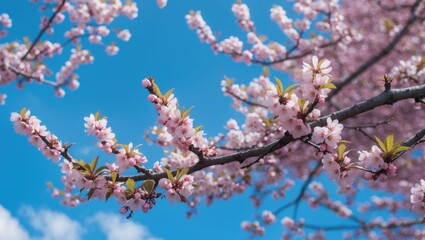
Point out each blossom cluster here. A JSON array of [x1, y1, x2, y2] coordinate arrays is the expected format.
[[10, 109, 62, 162], [410, 179, 425, 216], [0, 0, 171, 104], [142, 77, 214, 156], [187, 1, 349, 71], [159, 172, 195, 203], [0, 13, 12, 37]]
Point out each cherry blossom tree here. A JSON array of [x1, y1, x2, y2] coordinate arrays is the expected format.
[[6, 0, 425, 239]]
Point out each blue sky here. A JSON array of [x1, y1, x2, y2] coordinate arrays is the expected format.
[[0, 0, 412, 239]]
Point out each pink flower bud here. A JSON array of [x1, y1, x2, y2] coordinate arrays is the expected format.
[[142, 78, 152, 88]]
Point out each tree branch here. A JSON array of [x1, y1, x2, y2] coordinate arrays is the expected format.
[[21, 0, 66, 61], [112, 84, 425, 182]]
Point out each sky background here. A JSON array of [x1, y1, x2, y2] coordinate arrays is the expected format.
[[0, 0, 410, 239]]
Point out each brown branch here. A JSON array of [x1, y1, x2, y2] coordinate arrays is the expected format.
[[21, 0, 66, 61], [112, 84, 425, 182], [224, 89, 267, 108], [391, 127, 425, 162]]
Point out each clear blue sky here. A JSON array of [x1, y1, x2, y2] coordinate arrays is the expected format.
[[0, 1, 407, 239]]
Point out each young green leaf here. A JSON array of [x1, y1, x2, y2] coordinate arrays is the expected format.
[[20, 107, 27, 116], [385, 135, 394, 152], [90, 156, 99, 173], [338, 144, 347, 159], [126, 178, 135, 192], [374, 136, 387, 152], [275, 77, 283, 96], [143, 180, 154, 193], [95, 111, 100, 121], [321, 82, 337, 89], [152, 82, 162, 97], [284, 84, 299, 95], [87, 188, 95, 200], [163, 88, 174, 101], [164, 168, 175, 183], [111, 172, 118, 183]]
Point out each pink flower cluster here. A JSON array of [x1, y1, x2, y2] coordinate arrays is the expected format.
[[55, 48, 94, 94], [159, 174, 195, 203], [299, 55, 334, 103], [185, 11, 217, 48], [322, 152, 358, 194], [0, 13, 12, 37], [157, 0, 168, 9], [231, 2, 254, 31], [261, 210, 276, 225], [312, 117, 343, 151], [11, 109, 62, 162], [84, 113, 116, 154], [84, 113, 148, 173], [270, 5, 299, 41], [241, 221, 265, 237], [143, 77, 213, 155], [281, 217, 304, 237], [358, 145, 397, 181], [410, 179, 425, 216], [0, 93, 6, 105]]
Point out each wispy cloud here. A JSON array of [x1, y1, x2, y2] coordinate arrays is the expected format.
[[0, 205, 161, 240], [90, 212, 162, 240], [0, 205, 30, 240], [20, 206, 84, 240]]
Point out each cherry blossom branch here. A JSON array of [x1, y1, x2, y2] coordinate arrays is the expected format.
[[270, 161, 322, 217], [391, 127, 425, 162], [224, 89, 267, 108], [251, 37, 344, 66], [329, 0, 422, 99], [114, 84, 425, 182], [344, 118, 393, 130], [7, 64, 62, 87], [21, 0, 66, 61]]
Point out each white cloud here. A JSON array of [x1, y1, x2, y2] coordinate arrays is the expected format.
[[20, 206, 84, 240], [0, 205, 30, 240], [91, 212, 161, 240]]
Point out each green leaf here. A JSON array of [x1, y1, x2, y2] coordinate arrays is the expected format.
[[105, 189, 113, 202], [180, 195, 187, 203], [126, 178, 135, 192], [90, 156, 99, 174], [275, 77, 283, 96], [374, 136, 387, 152], [95, 111, 100, 121], [164, 168, 175, 183], [152, 83, 162, 97], [195, 125, 203, 133], [393, 145, 410, 154], [87, 188, 95, 200], [143, 180, 154, 193], [94, 166, 108, 175], [84, 163, 92, 173], [182, 107, 193, 119], [284, 84, 299, 95], [177, 168, 189, 180], [111, 172, 118, 183], [163, 88, 174, 101], [338, 144, 346, 159], [385, 135, 394, 152], [321, 82, 337, 89], [20, 108, 27, 116]]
